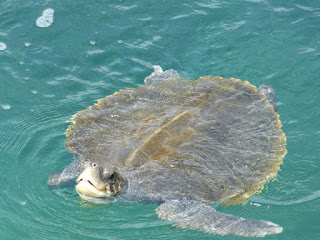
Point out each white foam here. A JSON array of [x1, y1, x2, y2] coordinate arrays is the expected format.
[[24, 42, 31, 47], [0, 42, 7, 51], [36, 8, 54, 28]]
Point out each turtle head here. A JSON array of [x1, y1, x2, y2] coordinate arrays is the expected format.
[[76, 163, 124, 199]]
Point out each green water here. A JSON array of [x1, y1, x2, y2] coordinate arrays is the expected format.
[[1, 0, 319, 239]]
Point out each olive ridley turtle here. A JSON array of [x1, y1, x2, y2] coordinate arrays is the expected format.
[[48, 66, 286, 237]]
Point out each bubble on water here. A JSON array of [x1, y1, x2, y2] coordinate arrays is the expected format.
[[36, 8, 54, 28], [19, 61, 24, 65], [2, 105, 11, 110], [31, 90, 38, 94], [0, 42, 7, 51], [117, 40, 123, 44], [20, 201, 27, 206], [24, 42, 31, 47], [90, 40, 96, 45]]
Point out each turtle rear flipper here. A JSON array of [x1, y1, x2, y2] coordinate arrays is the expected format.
[[156, 200, 282, 237], [144, 65, 180, 85], [259, 84, 277, 110]]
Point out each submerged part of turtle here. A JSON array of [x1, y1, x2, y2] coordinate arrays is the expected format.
[[48, 66, 286, 237]]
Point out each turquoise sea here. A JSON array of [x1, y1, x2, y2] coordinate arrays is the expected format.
[[1, 0, 319, 239]]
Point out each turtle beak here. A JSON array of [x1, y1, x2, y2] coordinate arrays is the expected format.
[[76, 164, 112, 198]]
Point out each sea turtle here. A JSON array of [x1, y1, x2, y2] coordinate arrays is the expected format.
[[48, 66, 286, 237]]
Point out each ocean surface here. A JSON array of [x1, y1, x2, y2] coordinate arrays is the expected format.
[[1, 0, 319, 239]]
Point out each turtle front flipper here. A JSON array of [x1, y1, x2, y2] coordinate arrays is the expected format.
[[48, 156, 84, 186], [156, 200, 282, 237]]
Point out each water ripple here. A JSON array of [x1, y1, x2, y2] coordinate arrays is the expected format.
[[0, 0, 319, 238], [295, 4, 319, 12], [250, 190, 320, 206], [196, 1, 225, 9]]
